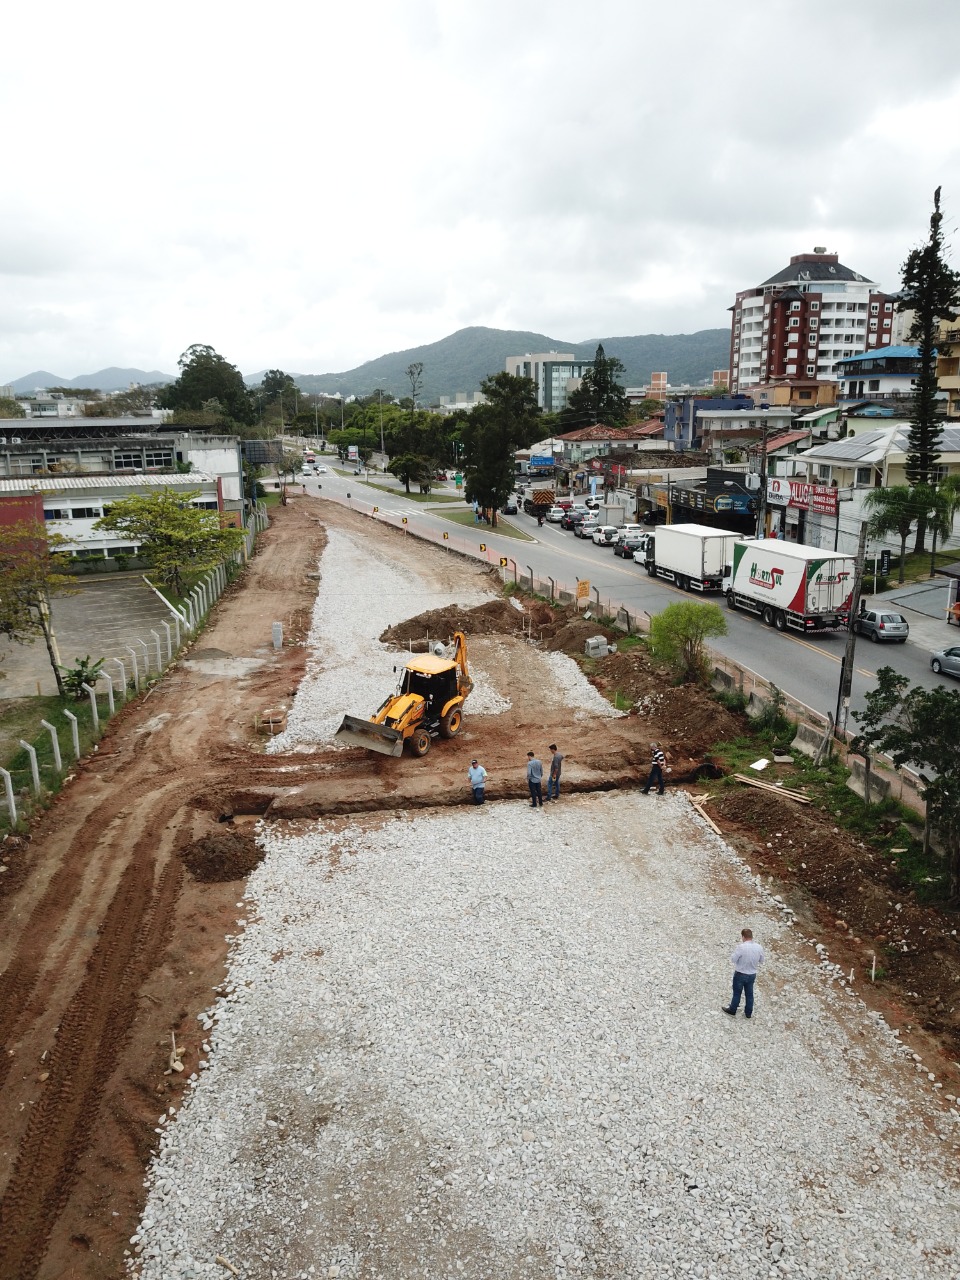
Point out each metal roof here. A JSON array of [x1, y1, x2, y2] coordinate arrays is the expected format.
[[759, 259, 875, 288], [0, 472, 217, 494], [835, 346, 919, 365], [800, 424, 960, 465]]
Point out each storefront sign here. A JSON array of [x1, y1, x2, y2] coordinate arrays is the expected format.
[[766, 478, 837, 516]]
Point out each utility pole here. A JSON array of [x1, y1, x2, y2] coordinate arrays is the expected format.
[[755, 424, 769, 538], [834, 520, 869, 739]]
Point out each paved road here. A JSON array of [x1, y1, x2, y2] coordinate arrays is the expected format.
[[306, 463, 958, 725]]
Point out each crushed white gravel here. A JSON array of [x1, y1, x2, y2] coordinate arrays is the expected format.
[[129, 525, 960, 1280]]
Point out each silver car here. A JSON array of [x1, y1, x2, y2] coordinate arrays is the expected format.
[[855, 609, 909, 643], [930, 645, 960, 678]]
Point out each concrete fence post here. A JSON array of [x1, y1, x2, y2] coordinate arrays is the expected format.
[[126, 647, 140, 691], [101, 673, 115, 716], [111, 658, 127, 701], [18, 741, 41, 795], [161, 620, 173, 662], [63, 710, 80, 760], [81, 683, 100, 736], [136, 638, 150, 675], [39, 719, 62, 773], [173, 612, 183, 646], [0, 767, 16, 827], [151, 629, 163, 670]]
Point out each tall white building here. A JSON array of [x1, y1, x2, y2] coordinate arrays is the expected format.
[[504, 352, 591, 413]]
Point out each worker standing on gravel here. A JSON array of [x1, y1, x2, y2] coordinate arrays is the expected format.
[[545, 743, 563, 802], [526, 751, 544, 808], [467, 758, 487, 805], [642, 742, 666, 795], [723, 928, 765, 1019]]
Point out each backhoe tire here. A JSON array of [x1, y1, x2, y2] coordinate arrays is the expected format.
[[410, 729, 431, 757], [440, 707, 463, 738]]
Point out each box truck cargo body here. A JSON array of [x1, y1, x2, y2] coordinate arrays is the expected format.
[[723, 540, 854, 632], [643, 523, 743, 592]]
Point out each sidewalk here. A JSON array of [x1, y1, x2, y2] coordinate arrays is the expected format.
[[860, 576, 957, 654]]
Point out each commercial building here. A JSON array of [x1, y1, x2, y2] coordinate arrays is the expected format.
[[937, 318, 960, 420], [835, 346, 923, 403], [730, 249, 894, 394], [504, 352, 591, 413]]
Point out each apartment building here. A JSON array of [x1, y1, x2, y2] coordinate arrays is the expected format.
[[730, 249, 894, 394]]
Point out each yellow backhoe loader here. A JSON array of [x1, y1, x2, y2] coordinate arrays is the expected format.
[[335, 631, 473, 757]]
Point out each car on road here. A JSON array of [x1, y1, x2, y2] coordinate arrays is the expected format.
[[574, 517, 599, 538], [614, 534, 647, 558], [560, 510, 587, 531], [591, 525, 620, 546], [502, 499, 518, 515], [930, 645, 960, 678], [316, 465, 328, 474], [546, 506, 565, 522], [855, 609, 909, 643]]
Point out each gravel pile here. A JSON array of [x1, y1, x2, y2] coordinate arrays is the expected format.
[[128, 525, 960, 1279]]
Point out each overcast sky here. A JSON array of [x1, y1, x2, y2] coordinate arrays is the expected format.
[[3, 0, 960, 384]]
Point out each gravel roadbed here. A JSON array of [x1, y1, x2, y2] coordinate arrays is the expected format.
[[128, 526, 960, 1280]]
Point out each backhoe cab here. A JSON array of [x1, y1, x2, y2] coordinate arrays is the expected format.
[[335, 631, 473, 758]]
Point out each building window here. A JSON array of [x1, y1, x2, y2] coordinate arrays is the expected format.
[[70, 507, 102, 519], [883, 318, 891, 327], [789, 317, 799, 327], [192, 500, 219, 510], [106, 546, 138, 557], [790, 301, 801, 311], [870, 303, 879, 314], [786, 364, 797, 374], [114, 452, 140, 469], [868, 380, 880, 392], [884, 301, 893, 311], [818, 465, 831, 480], [144, 450, 173, 468], [809, 318, 818, 329], [798, 391, 812, 399], [809, 301, 820, 311], [44, 508, 69, 520], [869, 319, 878, 330], [806, 365, 816, 375], [855, 466, 872, 485]]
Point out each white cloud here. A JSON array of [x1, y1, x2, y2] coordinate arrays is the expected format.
[[1, 0, 959, 383]]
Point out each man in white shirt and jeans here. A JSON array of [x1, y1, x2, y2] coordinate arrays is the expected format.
[[723, 928, 765, 1019]]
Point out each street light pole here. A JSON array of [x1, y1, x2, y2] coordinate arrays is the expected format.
[[378, 387, 385, 455]]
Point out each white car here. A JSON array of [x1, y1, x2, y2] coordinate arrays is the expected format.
[[591, 525, 620, 546], [316, 465, 328, 474], [546, 506, 565, 522]]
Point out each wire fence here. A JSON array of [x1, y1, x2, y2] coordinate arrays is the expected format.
[[0, 505, 269, 830]]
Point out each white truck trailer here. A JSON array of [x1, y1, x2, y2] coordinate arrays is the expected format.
[[723, 539, 855, 632], [642, 522, 743, 593]]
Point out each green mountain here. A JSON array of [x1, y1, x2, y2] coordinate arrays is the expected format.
[[251, 326, 730, 403]]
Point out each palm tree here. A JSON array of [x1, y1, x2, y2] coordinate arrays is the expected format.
[[862, 486, 921, 584]]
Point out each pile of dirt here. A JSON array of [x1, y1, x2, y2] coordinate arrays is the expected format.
[[177, 830, 265, 883], [380, 599, 525, 645], [710, 787, 960, 1054]]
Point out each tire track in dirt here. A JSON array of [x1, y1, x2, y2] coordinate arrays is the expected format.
[[0, 852, 182, 1280]]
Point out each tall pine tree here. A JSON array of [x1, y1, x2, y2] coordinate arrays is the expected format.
[[561, 344, 629, 428], [898, 188, 960, 552]]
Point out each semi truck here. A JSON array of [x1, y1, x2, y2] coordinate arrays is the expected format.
[[642, 523, 743, 592], [723, 540, 854, 632]]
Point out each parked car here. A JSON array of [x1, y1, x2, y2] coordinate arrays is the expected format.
[[575, 518, 599, 539], [615, 534, 647, 558], [546, 505, 565, 522], [591, 525, 620, 546], [502, 499, 518, 515], [613, 523, 644, 543], [930, 645, 960, 678], [855, 609, 909, 643]]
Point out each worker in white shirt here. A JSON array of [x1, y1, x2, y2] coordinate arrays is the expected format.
[[722, 928, 765, 1019], [467, 759, 487, 805]]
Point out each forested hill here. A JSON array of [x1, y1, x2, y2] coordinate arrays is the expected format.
[[269, 326, 730, 403]]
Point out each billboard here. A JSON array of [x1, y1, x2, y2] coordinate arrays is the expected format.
[[347, 445, 359, 461]]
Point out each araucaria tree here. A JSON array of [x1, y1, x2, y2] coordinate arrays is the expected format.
[[561, 344, 629, 428], [853, 667, 960, 902], [95, 489, 247, 596], [0, 521, 75, 696], [898, 188, 960, 552], [460, 373, 542, 521]]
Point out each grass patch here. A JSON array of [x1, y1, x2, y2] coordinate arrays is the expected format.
[[364, 482, 463, 503], [0, 694, 105, 833], [882, 547, 958, 587], [437, 509, 534, 540]]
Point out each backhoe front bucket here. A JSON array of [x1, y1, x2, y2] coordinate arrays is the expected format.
[[335, 714, 405, 757]]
